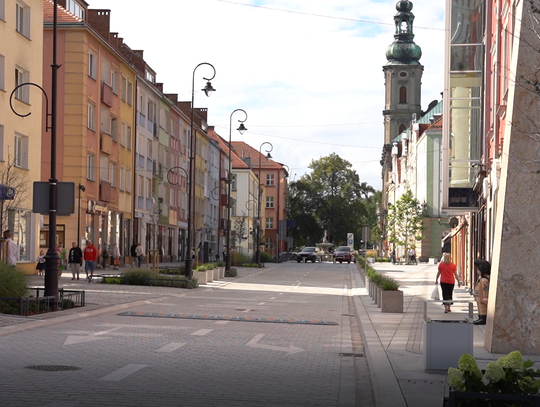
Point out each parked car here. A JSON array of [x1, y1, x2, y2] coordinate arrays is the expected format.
[[333, 246, 354, 263], [296, 247, 317, 263]]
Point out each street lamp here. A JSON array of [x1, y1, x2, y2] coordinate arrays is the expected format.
[[226, 109, 247, 273], [186, 63, 216, 279], [10, 0, 60, 299], [256, 142, 273, 265]]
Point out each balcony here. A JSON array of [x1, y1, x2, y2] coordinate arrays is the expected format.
[[100, 132, 113, 155], [100, 181, 112, 202], [220, 169, 229, 181], [101, 82, 113, 107]]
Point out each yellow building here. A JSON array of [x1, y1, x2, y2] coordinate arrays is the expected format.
[[42, 1, 136, 261], [0, 0, 44, 270]]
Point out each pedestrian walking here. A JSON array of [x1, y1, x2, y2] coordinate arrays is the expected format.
[[130, 241, 137, 268], [135, 242, 145, 268], [36, 249, 46, 276], [68, 241, 83, 280], [473, 259, 491, 325], [112, 243, 121, 270], [435, 253, 461, 313], [100, 243, 109, 269], [83, 240, 98, 282], [3, 230, 18, 266]]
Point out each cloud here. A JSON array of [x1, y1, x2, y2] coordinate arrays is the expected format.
[[88, 0, 445, 190]]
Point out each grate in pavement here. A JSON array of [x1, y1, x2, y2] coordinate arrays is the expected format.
[[117, 311, 339, 325], [26, 365, 81, 372]]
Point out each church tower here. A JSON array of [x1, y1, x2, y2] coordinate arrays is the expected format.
[[383, 0, 423, 144]]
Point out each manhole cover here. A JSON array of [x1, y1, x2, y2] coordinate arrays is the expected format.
[[26, 365, 81, 372]]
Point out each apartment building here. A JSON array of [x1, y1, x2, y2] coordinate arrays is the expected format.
[[42, 1, 137, 260], [0, 0, 44, 269]]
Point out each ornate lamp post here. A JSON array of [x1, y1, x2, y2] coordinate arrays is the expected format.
[[256, 142, 273, 265], [226, 109, 247, 273], [186, 63, 216, 279]]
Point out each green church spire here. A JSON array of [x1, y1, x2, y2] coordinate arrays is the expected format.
[[385, 0, 422, 65]]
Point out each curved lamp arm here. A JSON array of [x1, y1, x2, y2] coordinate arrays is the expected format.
[[10, 83, 52, 131]]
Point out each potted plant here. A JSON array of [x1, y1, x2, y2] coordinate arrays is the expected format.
[[193, 264, 208, 285], [378, 276, 403, 313], [446, 352, 540, 406]]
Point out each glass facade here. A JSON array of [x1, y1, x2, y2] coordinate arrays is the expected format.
[[444, 0, 484, 208]]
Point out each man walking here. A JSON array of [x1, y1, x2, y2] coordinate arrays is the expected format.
[[83, 240, 98, 282], [2, 230, 18, 266], [135, 242, 145, 268], [68, 241, 83, 280]]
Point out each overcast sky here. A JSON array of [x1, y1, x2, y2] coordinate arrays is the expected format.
[[87, 0, 446, 190]]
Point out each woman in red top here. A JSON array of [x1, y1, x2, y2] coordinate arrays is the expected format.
[[435, 253, 461, 313]]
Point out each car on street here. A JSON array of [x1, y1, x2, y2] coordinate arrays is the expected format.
[[333, 246, 354, 263], [296, 247, 317, 263]]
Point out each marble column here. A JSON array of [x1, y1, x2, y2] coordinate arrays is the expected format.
[[485, 0, 540, 354]]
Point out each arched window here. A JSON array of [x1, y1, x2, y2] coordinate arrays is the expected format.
[[399, 124, 406, 134], [399, 86, 407, 104]]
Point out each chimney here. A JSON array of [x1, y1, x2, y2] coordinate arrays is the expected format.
[[87, 9, 111, 43]]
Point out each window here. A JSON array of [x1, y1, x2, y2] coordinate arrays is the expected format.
[[66, 0, 84, 19], [101, 58, 110, 85], [120, 122, 126, 146], [109, 162, 117, 187], [0, 125, 4, 161], [88, 50, 97, 79], [87, 102, 96, 130], [100, 106, 110, 133], [146, 178, 152, 198], [121, 75, 127, 101], [127, 81, 133, 105], [265, 217, 274, 229], [137, 175, 144, 197], [110, 116, 118, 141], [0, 54, 4, 91], [87, 154, 95, 180], [7, 208, 31, 261], [119, 166, 125, 191], [265, 196, 274, 208], [399, 86, 407, 104], [127, 125, 132, 150], [100, 155, 109, 181], [126, 169, 132, 193], [0, 0, 5, 21], [231, 174, 237, 191], [266, 174, 274, 186], [14, 67, 29, 103], [111, 69, 119, 94], [14, 133, 28, 168], [16, 1, 30, 38]]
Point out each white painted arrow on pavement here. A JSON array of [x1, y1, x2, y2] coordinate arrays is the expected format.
[[63, 327, 122, 346], [246, 333, 305, 355]]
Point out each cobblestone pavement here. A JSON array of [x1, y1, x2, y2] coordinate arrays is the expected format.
[[0, 262, 374, 407]]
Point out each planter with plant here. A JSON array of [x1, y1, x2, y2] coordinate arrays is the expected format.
[[446, 351, 540, 406], [194, 265, 209, 285], [378, 277, 403, 313]]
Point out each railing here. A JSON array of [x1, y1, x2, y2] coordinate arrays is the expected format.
[[0, 288, 85, 316]]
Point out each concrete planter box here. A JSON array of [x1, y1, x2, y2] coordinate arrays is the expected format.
[[423, 300, 473, 372], [374, 286, 380, 305], [218, 267, 225, 279], [194, 270, 208, 285], [206, 269, 213, 283], [380, 290, 403, 313], [213, 268, 219, 280]]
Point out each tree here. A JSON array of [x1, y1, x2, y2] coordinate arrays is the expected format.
[[0, 155, 30, 234], [387, 189, 424, 256], [233, 217, 248, 249], [288, 153, 376, 247]]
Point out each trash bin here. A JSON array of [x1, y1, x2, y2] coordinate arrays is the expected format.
[[423, 300, 474, 372]]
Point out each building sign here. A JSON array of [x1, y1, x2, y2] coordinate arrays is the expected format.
[[87, 200, 108, 214]]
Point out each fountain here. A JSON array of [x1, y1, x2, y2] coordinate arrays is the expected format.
[[316, 230, 333, 262]]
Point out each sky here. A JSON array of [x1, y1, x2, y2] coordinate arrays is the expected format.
[[87, 0, 446, 191]]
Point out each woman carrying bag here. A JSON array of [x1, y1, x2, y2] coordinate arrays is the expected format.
[[435, 253, 461, 313]]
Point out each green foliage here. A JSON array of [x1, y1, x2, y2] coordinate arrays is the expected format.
[[448, 351, 540, 405], [232, 252, 249, 266], [378, 277, 400, 291], [120, 269, 155, 284], [0, 263, 28, 298], [102, 270, 196, 289], [233, 217, 248, 246], [387, 189, 425, 254], [225, 268, 237, 277], [288, 153, 377, 247], [260, 251, 272, 263], [159, 266, 185, 276], [242, 263, 260, 268]]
